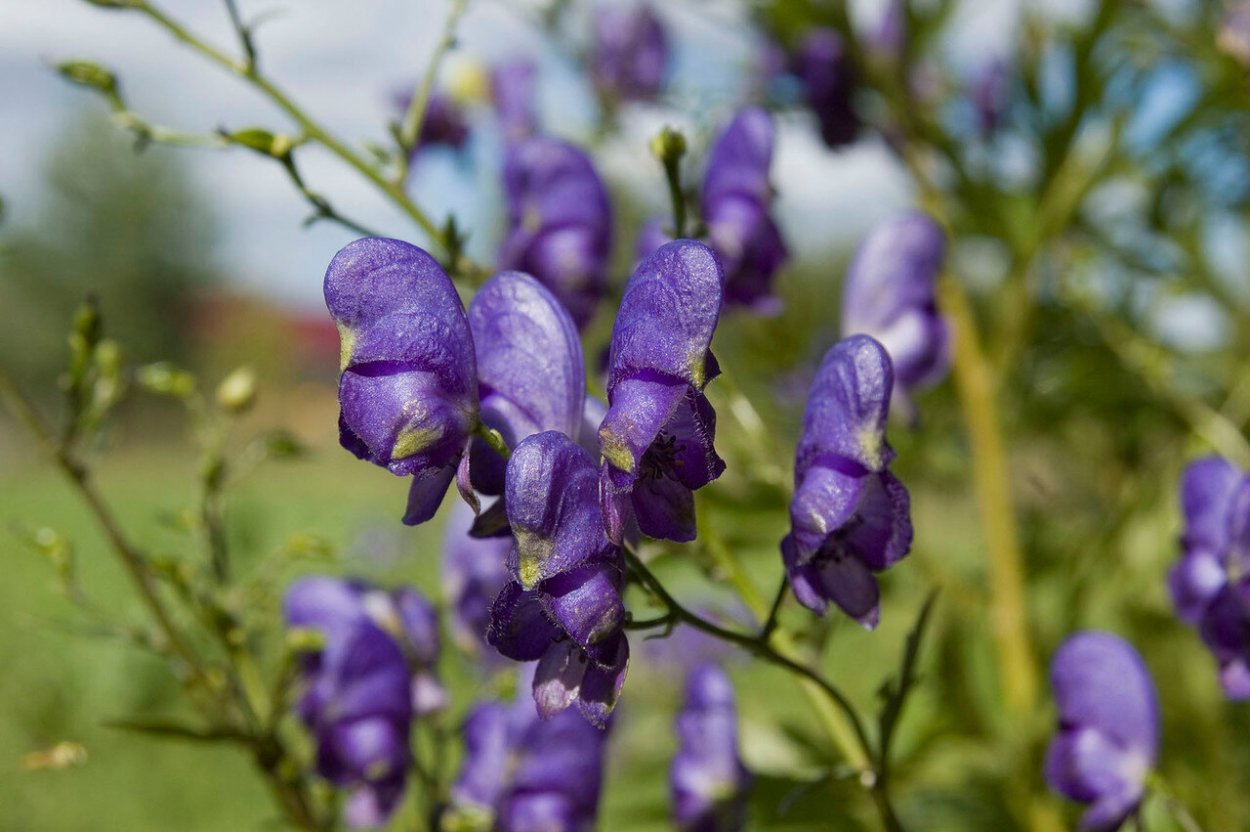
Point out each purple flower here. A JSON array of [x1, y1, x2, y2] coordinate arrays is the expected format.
[[325, 238, 478, 526], [1044, 632, 1159, 832], [442, 500, 512, 659], [670, 664, 751, 832], [446, 674, 610, 831], [599, 239, 726, 543], [590, 3, 670, 104], [781, 335, 913, 628], [792, 28, 861, 149], [1169, 457, 1250, 698], [467, 270, 587, 496], [971, 58, 1010, 137], [284, 577, 448, 827], [487, 431, 629, 727], [499, 137, 614, 330], [840, 212, 949, 419], [392, 90, 470, 156], [491, 59, 538, 143], [701, 108, 789, 313]]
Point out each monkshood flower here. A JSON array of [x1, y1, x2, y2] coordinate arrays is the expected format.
[[840, 212, 949, 419], [499, 137, 614, 329], [599, 239, 726, 543], [443, 500, 512, 659], [467, 270, 586, 497], [1169, 457, 1250, 697], [701, 108, 789, 313], [491, 59, 537, 143], [445, 676, 610, 831], [670, 664, 751, 832], [284, 577, 448, 827], [487, 431, 629, 727], [326, 238, 478, 526], [590, 3, 669, 104], [792, 28, 861, 149], [393, 91, 471, 155], [781, 335, 913, 628], [1045, 632, 1159, 832]]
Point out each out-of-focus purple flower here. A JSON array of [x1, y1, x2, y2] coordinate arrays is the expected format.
[[840, 212, 949, 420], [487, 432, 629, 727], [1219, 5, 1250, 68], [701, 108, 789, 313], [971, 58, 1010, 137], [492, 59, 538, 143], [1044, 632, 1159, 832], [590, 3, 670, 104], [866, 0, 904, 62], [442, 501, 512, 660], [599, 240, 726, 543], [781, 335, 912, 628], [499, 138, 614, 330], [325, 238, 478, 526], [393, 90, 471, 155], [467, 270, 586, 496], [1169, 457, 1250, 698], [284, 577, 448, 827], [792, 28, 861, 149], [445, 673, 610, 831], [670, 664, 751, 832]]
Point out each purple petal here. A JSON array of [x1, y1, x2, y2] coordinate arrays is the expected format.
[[505, 431, 613, 587], [814, 553, 881, 629], [1179, 456, 1242, 553], [590, 3, 670, 102], [792, 28, 861, 149], [576, 635, 630, 728], [470, 270, 586, 450], [343, 773, 407, 829], [491, 59, 538, 143], [703, 107, 775, 208], [598, 376, 688, 480], [450, 703, 511, 812], [605, 240, 723, 394], [631, 473, 697, 542], [1167, 550, 1226, 626], [533, 639, 589, 719], [441, 501, 512, 656], [284, 576, 367, 633], [539, 560, 625, 652], [841, 212, 950, 395], [796, 335, 896, 476], [1050, 632, 1159, 762], [403, 461, 459, 526], [487, 581, 563, 661]]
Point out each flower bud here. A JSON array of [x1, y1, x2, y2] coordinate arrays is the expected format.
[[216, 366, 258, 414]]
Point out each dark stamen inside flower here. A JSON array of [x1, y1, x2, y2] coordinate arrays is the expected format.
[[817, 514, 865, 563], [640, 433, 685, 480]]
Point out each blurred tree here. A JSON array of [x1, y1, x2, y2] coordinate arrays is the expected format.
[[0, 111, 219, 392]]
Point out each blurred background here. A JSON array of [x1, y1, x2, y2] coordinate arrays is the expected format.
[[3, 0, 1250, 829]]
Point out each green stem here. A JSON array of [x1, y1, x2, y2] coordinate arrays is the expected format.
[[395, 0, 470, 182]]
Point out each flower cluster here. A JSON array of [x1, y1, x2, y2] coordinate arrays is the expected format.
[[444, 667, 611, 831], [284, 577, 446, 827], [781, 335, 913, 628], [1045, 632, 1159, 832], [1169, 456, 1250, 698]]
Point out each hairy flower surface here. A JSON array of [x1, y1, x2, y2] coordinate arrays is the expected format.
[[487, 431, 628, 727], [670, 664, 751, 832], [1045, 632, 1159, 832], [590, 3, 669, 103], [599, 239, 726, 543], [446, 672, 610, 832], [325, 238, 478, 526], [781, 335, 913, 628], [499, 137, 614, 329], [467, 270, 586, 497], [701, 107, 788, 313], [284, 577, 447, 827], [841, 212, 949, 418], [792, 27, 861, 149], [1169, 456, 1250, 698]]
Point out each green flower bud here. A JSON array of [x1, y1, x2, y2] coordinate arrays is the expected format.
[[215, 366, 257, 413]]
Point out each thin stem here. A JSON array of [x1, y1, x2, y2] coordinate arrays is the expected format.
[[758, 577, 788, 640], [476, 423, 511, 460], [280, 152, 386, 238], [395, 0, 470, 184], [625, 549, 906, 832], [131, 0, 460, 260], [0, 367, 213, 692], [222, 0, 256, 71], [662, 155, 687, 239]]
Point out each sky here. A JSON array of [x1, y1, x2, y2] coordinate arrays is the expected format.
[[0, 0, 1030, 310]]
